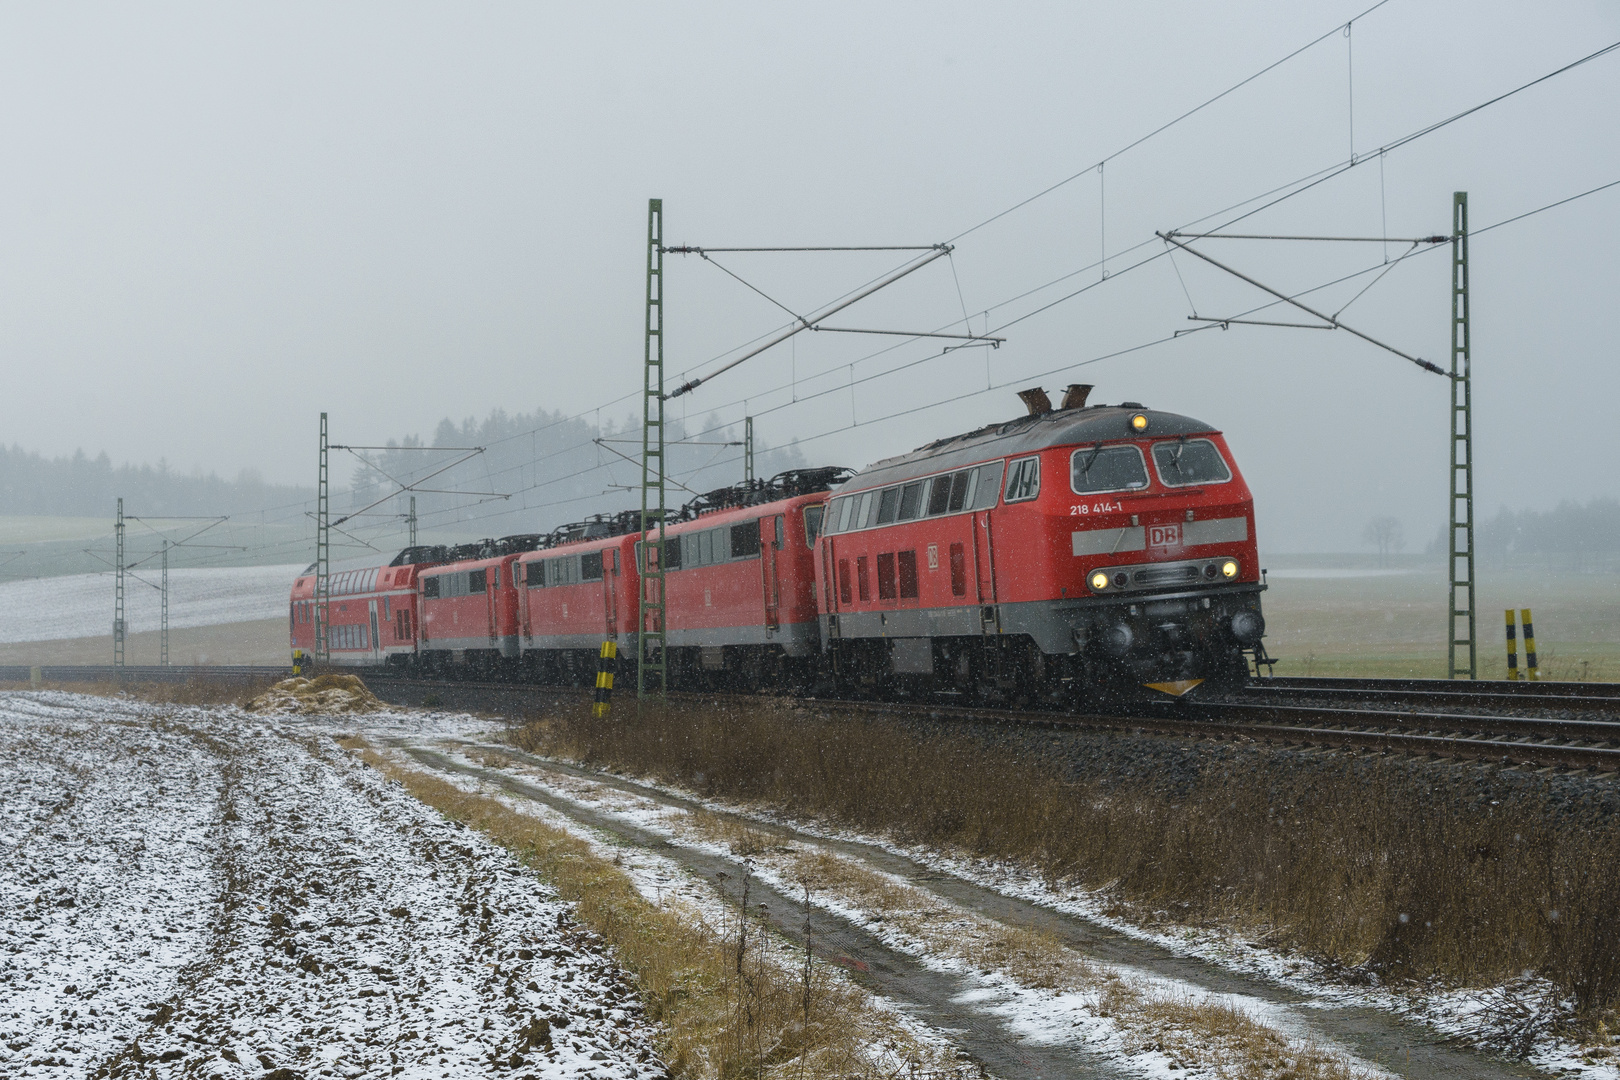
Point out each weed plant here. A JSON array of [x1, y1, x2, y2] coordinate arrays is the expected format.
[[512, 697, 1620, 1022]]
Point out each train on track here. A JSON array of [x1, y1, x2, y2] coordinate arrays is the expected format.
[[289, 385, 1269, 702]]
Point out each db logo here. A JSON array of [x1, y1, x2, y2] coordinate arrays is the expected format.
[[1148, 523, 1182, 548], [926, 543, 939, 570]]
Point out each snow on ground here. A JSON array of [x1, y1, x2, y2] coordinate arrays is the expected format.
[[438, 739, 1620, 1080], [0, 692, 662, 1079], [426, 743, 1395, 1080], [0, 564, 304, 643]]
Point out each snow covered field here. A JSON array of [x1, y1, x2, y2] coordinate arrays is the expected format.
[[0, 564, 303, 643], [0, 693, 660, 1079]]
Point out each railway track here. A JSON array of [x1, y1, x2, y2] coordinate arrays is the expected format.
[[355, 668, 1620, 773], [9, 663, 1620, 772]]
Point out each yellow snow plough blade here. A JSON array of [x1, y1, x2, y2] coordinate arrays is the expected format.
[[1144, 678, 1204, 697]]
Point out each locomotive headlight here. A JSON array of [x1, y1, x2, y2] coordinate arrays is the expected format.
[[1090, 571, 1110, 591], [1220, 559, 1239, 579], [1130, 413, 1149, 432]]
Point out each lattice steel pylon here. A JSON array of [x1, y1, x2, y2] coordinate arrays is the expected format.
[[160, 541, 169, 667], [316, 411, 331, 665], [1448, 192, 1476, 679], [638, 199, 668, 698], [114, 497, 125, 670]]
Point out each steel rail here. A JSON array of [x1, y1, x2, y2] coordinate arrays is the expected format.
[[1239, 681, 1620, 715]]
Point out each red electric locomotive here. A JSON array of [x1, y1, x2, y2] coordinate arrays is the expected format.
[[416, 536, 545, 672], [516, 519, 641, 683], [814, 386, 1265, 700], [646, 468, 850, 688]]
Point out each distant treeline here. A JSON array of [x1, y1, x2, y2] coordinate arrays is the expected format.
[[345, 406, 809, 543], [0, 444, 312, 519], [1429, 498, 1620, 568]]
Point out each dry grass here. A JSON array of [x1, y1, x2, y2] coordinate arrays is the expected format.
[[511, 697, 1620, 1026], [341, 738, 951, 1080]]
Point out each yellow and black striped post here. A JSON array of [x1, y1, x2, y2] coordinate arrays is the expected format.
[[1504, 611, 1520, 681], [593, 640, 618, 718], [292, 648, 305, 677], [1520, 608, 1539, 682]]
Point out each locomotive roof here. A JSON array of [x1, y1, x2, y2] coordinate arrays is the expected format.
[[843, 404, 1219, 491]]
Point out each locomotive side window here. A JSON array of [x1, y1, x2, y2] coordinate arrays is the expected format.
[[1070, 444, 1150, 494], [926, 475, 953, 516], [853, 491, 874, 530], [662, 538, 682, 570], [897, 482, 924, 522], [973, 462, 1003, 509], [581, 551, 604, 581], [857, 556, 870, 601], [468, 569, 487, 593], [1152, 438, 1232, 487], [527, 561, 545, 587], [1004, 456, 1040, 503], [876, 553, 897, 600], [422, 575, 440, 599], [731, 522, 761, 558], [897, 550, 919, 599], [803, 505, 824, 546], [876, 488, 900, 525]]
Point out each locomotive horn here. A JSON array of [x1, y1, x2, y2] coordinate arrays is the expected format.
[[1017, 387, 1053, 416], [1060, 383, 1093, 410]]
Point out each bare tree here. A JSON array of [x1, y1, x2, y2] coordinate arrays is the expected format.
[[1363, 516, 1405, 567]]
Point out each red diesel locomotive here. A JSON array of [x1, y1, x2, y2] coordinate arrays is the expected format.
[[816, 386, 1264, 698], [288, 387, 1267, 699]]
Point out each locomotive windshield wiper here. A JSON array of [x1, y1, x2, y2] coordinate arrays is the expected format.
[[1167, 437, 1188, 475], [1079, 442, 1105, 478]]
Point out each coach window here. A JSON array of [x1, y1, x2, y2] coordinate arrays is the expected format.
[[423, 576, 440, 599], [1152, 438, 1232, 487], [581, 551, 604, 581], [1071, 444, 1150, 494], [897, 482, 924, 522], [731, 522, 761, 558], [1005, 456, 1040, 503]]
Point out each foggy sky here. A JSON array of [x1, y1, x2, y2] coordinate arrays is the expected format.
[[0, 1, 1616, 552]]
